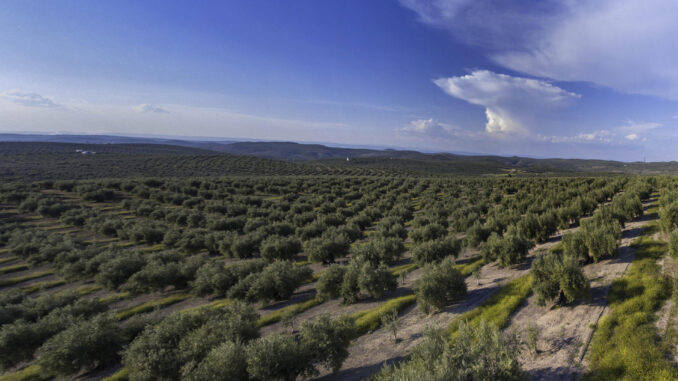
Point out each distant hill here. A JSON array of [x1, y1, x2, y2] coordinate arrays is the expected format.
[[0, 141, 218, 155], [213, 141, 423, 161], [2, 134, 678, 176]]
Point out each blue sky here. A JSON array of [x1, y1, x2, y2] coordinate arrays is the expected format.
[[1, 0, 678, 161]]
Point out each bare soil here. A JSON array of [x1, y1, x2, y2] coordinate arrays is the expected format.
[[507, 207, 653, 381]]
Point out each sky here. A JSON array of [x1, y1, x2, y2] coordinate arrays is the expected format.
[[1, 0, 678, 161]]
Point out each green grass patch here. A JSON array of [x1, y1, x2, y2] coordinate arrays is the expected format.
[[447, 274, 532, 339], [0, 270, 55, 287], [0, 364, 51, 381], [20, 279, 67, 294], [83, 237, 120, 245], [390, 262, 418, 276], [350, 294, 417, 337], [140, 243, 165, 252], [0, 263, 28, 275], [295, 259, 312, 266], [74, 284, 103, 295], [257, 296, 325, 327], [585, 224, 678, 381], [455, 256, 484, 277], [42, 224, 70, 231], [99, 292, 131, 304], [115, 293, 190, 320], [0, 256, 16, 265], [102, 368, 128, 381]]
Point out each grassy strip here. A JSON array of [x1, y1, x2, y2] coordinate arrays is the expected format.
[[0, 364, 51, 381], [257, 296, 325, 327], [115, 293, 190, 320], [178, 298, 231, 315], [447, 273, 533, 338], [0, 263, 29, 275], [99, 292, 131, 304], [0, 256, 17, 265], [20, 279, 67, 294], [585, 224, 678, 380], [102, 368, 129, 381], [391, 262, 418, 276], [140, 243, 165, 253], [350, 294, 417, 337], [0, 270, 55, 287], [83, 237, 119, 245], [456, 256, 484, 277]]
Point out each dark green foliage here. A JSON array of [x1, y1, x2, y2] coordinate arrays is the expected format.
[[531, 252, 589, 305], [340, 260, 397, 304], [409, 223, 447, 243], [298, 314, 354, 375], [184, 341, 249, 381], [192, 258, 267, 297], [416, 261, 467, 313], [412, 237, 461, 266], [669, 230, 678, 258], [660, 201, 678, 234], [123, 303, 259, 381], [260, 235, 302, 261], [580, 211, 621, 262], [465, 221, 490, 247], [229, 261, 312, 303], [304, 230, 350, 263], [481, 227, 533, 267], [245, 333, 307, 381], [38, 314, 124, 376], [95, 250, 145, 289], [561, 231, 588, 262], [316, 264, 347, 300], [375, 321, 524, 380], [350, 236, 405, 265], [0, 299, 107, 370]]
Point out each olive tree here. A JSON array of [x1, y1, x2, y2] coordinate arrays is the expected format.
[[531, 252, 588, 306], [416, 261, 467, 313]]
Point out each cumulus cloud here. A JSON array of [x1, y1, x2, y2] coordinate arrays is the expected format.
[[1, 90, 60, 108], [401, 0, 678, 99], [398, 118, 459, 139], [434, 70, 580, 135], [136, 104, 169, 114]]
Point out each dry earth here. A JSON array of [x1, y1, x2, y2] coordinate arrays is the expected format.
[[507, 202, 654, 381]]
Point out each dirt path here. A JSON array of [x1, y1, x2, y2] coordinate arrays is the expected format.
[[315, 203, 654, 381], [507, 206, 653, 381], [313, 229, 580, 380]]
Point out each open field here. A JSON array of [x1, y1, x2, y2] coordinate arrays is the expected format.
[[1, 159, 677, 380]]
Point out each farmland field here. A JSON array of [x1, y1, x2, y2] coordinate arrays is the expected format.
[[1, 153, 677, 381]]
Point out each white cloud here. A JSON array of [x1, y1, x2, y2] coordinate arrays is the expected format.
[[398, 118, 459, 139], [136, 104, 169, 114], [433, 70, 579, 135], [1, 90, 60, 108], [541, 121, 661, 144], [402, 0, 678, 99]]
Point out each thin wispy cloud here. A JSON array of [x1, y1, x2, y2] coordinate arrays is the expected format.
[[136, 104, 169, 114], [1, 90, 61, 108], [401, 0, 678, 100]]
